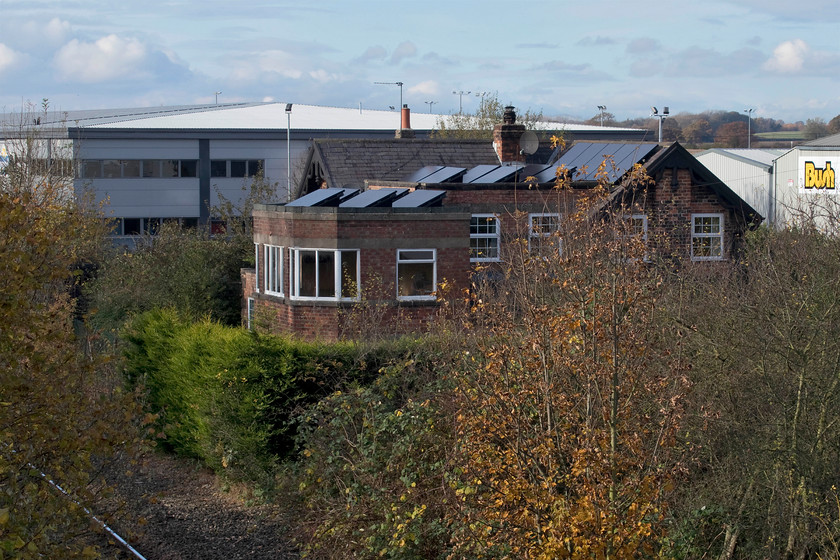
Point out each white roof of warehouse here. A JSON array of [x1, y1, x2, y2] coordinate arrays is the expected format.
[[3, 101, 644, 136], [697, 148, 788, 167]]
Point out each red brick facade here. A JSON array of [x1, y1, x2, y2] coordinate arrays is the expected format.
[[243, 206, 470, 340]]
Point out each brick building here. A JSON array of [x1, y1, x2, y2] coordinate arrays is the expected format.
[[243, 107, 761, 339]]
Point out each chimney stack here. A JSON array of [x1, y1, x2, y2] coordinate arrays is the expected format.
[[396, 104, 415, 138], [493, 105, 526, 165]]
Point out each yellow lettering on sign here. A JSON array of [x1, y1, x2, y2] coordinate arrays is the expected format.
[[804, 161, 836, 190]]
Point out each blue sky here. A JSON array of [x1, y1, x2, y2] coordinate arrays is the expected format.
[[1, 0, 838, 123]]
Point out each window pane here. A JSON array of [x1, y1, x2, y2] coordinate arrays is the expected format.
[[142, 160, 162, 178], [82, 161, 101, 179], [182, 217, 198, 228], [144, 218, 161, 235], [299, 250, 317, 297], [340, 250, 358, 298], [211, 160, 227, 177], [123, 218, 141, 235], [399, 250, 434, 261], [247, 160, 263, 177], [398, 262, 434, 297], [471, 237, 499, 260], [162, 160, 179, 178], [318, 251, 335, 298], [180, 160, 198, 177], [103, 159, 121, 178], [230, 160, 246, 177], [122, 160, 141, 177]]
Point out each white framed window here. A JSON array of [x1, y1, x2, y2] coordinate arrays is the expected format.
[[627, 214, 648, 241], [254, 243, 260, 293], [691, 213, 724, 261], [289, 248, 360, 301], [470, 214, 501, 262], [246, 297, 255, 330], [397, 249, 437, 301], [529, 213, 562, 255], [264, 245, 284, 296]]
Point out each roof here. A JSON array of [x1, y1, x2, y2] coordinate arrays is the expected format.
[[641, 142, 762, 222], [298, 138, 500, 195], [696, 148, 787, 168], [803, 132, 840, 147]]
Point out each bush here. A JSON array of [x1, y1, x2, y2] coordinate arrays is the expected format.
[[122, 309, 428, 481]]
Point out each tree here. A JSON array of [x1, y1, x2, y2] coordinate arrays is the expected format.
[[0, 102, 143, 558], [434, 93, 543, 140], [804, 117, 829, 140], [828, 114, 840, 135], [448, 166, 688, 558], [681, 119, 712, 145], [667, 227, 840, 559], [714, 121, 748, 148]]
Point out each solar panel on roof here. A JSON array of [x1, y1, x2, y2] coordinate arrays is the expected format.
[[403, 166, 444, 182], [462, 164, 499, 183], [520, 163, 551, 178], [475, 164, 523, 184], [286, 187, 359, 207], [419, 166, 466, 183], [556, 142, 658, 182], [533, 164, 576, 184], [391, 190, 446, 208], [339, 188, 409, 208]]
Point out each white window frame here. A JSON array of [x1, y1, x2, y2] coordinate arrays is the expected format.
[[627, 214, 648, 242], [470, 214, 501, 262], [691, 213, 724, 261], [528, 213, 562, 255], [263, 244, 284, 296], [254, 242, 260, 293], [289, 248, 360, 301], [396, 249, 437, 301]]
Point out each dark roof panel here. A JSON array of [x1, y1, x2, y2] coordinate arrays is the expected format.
[[403, 165, 444, 182], [339, 188, 409, 208], [391, 190, 446, 207], [420, 166, 467, 183], [476, 164, 524, 183], [462, 164, 500, 183], [286, 187, 359, 207]]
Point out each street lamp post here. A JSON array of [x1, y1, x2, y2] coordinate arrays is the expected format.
[[651, 106, 670, 143], [424, 101, 437, 113], [597, 105, 607, 127], [452, 90, 471, 113], [744, 108, 754, 149], [215, 91, 221, 104]]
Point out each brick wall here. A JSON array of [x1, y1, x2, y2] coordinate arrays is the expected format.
[[245, 206, 470, 340]]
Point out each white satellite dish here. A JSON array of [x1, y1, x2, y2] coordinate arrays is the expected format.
[[519, 130, 539, 155]]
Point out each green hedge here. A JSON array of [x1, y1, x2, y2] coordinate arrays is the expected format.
[[121, 308, 422, 480]]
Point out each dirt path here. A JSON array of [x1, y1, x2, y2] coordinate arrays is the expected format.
[[103, 452, 299, 560]]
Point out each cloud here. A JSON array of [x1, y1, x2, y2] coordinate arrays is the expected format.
[[0, 44, 22, 74], [355, 45, 387, 64], [408, 80, 438, 96], [53, 35, 147, 82], [389, 41, 417, 64], [531, 60, 614, 81], [576, 36, 617, 46], [763, 39, 807, 73], [626, 38, 661, 55]]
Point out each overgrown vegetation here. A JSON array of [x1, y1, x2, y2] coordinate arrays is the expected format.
[[0, 102, 145, 558]]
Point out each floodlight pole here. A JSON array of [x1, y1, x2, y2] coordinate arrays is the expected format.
[[453, 90, 471, 113], [651, 106, 669, 143], [744, 108, 754, 148], [597, 105, 607, 127], [424, 101, 437, 113]]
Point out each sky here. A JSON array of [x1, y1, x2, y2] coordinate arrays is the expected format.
[[1, 0, 838, 124]]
